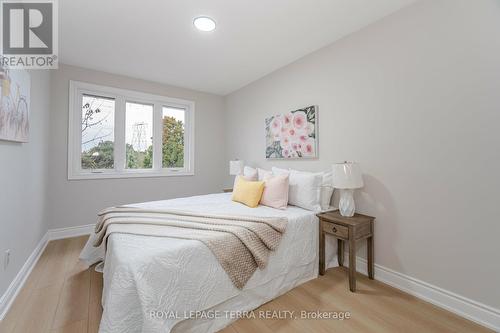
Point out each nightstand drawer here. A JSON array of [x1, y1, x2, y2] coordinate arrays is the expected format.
[[322, 221, 348, 238]]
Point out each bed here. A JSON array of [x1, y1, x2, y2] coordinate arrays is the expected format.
[[80, 192, 339, 333]]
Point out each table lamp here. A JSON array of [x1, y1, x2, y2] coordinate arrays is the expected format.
[[332, 162, 364, 217]]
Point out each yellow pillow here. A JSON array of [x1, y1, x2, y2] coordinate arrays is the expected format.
[[232, 176, 265, 208]]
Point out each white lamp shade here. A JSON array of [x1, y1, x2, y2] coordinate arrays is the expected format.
[[229, 160, 244, 175], [332, 162, 364, 189]]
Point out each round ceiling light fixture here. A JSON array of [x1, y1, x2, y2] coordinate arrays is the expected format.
[[193, 16, 216, 32]]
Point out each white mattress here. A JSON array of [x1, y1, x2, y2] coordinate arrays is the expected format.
[[80, 193, 339, 333]]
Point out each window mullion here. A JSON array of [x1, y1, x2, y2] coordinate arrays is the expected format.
[[75, 92, 84, 174], [153, 103, 162, 171], [115, 96, 126, 172], [185, 106, 191, 172]]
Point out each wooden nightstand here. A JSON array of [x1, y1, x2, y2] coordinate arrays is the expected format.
[[317, 210, 375, 292]]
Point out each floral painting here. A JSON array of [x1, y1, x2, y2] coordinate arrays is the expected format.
[[265, 105, 317, 159], [0, 67, 30, 142]]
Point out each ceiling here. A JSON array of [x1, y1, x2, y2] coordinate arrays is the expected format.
[[59, 0, 416, 95]]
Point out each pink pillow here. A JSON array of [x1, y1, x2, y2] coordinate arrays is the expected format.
[[260, 174, 289, 210]]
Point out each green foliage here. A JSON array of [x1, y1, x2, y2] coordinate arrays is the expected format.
[[126, 143, 149, 169], [143, 145, 153, 169], [266, 141, 282, 159], [162, 116, 184, 168], [81, 140, 114, 169]]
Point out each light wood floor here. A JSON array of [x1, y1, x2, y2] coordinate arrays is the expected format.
[[0, 236, 492, 333]]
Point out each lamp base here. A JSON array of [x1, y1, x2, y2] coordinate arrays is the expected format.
[[338, 189, 355, 217]]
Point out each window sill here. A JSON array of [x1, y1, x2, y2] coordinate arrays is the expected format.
[[68, 170, 195, 180]]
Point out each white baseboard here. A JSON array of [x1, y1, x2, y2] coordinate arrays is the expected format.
[[336, 254, 500, 332], [47, 224, 94, 240], [0, 232, 49, 321], [0, 224, 93, 321]]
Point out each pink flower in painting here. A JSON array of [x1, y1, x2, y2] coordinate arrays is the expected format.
[[271, 116, 282, 136], [289, 127, 308, 142], [300, 138, 315, 157], [287, 128, 298, 141], [282, 113, 293, 128], [306, 122, 314, 135], [293, 111, 307, 130], [297, 133, 308, 143], [280, 135, 291, 149], [283, 148, 291, 158]]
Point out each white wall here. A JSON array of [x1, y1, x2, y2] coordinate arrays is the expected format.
[[225, 0, 500, 309], [0, 70, 51, 297], [47, 64, 226, 229]]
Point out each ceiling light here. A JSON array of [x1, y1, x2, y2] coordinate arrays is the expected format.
[[193, 16, 216, 32]]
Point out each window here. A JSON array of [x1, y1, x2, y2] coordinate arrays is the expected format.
[[162, 107, 185, 168], [81, 94, 115, 170], [68, 81, 194, 179], [125, 102, 153, 169]]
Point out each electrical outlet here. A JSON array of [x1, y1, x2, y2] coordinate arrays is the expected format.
[[4, 249, 11, 270]]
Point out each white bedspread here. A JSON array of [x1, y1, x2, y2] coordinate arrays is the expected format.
[[80, 193, 339, 333]]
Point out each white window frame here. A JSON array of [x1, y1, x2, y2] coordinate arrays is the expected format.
[[68, 80, 195, 180]]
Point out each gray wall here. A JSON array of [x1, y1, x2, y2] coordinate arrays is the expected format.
[[0, 70, 51, 297], [47, 64, 226, 229], [225, 0, 500, 309]]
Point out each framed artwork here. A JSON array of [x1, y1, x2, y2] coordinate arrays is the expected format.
[[265, 105, 317, 159], [0, 67, 31, 142]]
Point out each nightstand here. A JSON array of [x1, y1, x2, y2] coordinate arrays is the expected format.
[[223, 188, 233, 193], [317, 210, 375, 292]]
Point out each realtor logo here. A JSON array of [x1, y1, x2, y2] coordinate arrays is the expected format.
[[0, 0, 58, 69]]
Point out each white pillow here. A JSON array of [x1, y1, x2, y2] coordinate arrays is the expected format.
[[271, 166, 290, 176], [243, 166, 258, 181], [257, 168, 272, 181], [272, 167, 322, 211], [320, 171, 334, 210]]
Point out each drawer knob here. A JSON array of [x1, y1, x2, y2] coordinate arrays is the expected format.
[[332, 227, 337, 233]]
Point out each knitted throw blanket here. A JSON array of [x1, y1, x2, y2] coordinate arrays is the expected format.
[[93, 206, 288, 289]]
